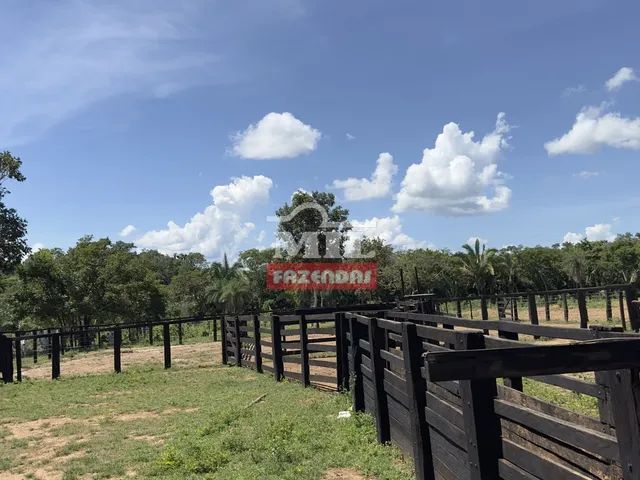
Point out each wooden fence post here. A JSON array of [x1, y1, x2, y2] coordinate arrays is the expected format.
[[51, 333, 61, 379], [114, 327, 122, 373], [368, 317, 390, 443], [148, 323, 153, 345], [336, 312, 349, 391], [271, 315, 284, 381], [299, 314, 310, 387], [349, 315, 366, 412], [14, 336, 22, 382], [213, 317, 218, 342], [221, 317, 228, 365], [399, 268, 406, 298], [163, 323, 171, 369], [577, 290, 589, 328], [626, 286, 639, 331], [402, 322, 435, 480], [457, 332, 501, 479], [512, 296, 519, 321], [233, 316, 242, 366], [563, 293, 569, 322], [0, 334, 13, 383], [620, 291, 628, 330], [527, 294, 539, 326], [601, 368, 640, 480], [606, 290, 613, 322], [544, 294, 551, 321], [47, 328, 52, 359], [456, 300, 462, 318], [253, 315, 262, 373], [33, 335, 38, 364], [497, 328, 523, 391]]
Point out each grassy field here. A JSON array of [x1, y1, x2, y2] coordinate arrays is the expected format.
[[0, 362, 413, 480]]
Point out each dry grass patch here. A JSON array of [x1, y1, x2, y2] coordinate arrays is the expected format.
[[324, 468, 369, 479]]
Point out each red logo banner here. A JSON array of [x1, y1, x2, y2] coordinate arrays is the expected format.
[[267, 262, 377, 290]]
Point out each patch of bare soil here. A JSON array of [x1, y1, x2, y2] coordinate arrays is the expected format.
[[323, 468, 369, 479], [4, 407, 197, 479], [22, 342, 221, 380], [4, 416, 91, 480]]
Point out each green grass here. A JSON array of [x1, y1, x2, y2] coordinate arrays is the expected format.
[[0, 363, 413, 480], [522, 378, 599, 417]]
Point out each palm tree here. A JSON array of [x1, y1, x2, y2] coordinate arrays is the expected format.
[[459, 239, 497, 295], [208, 253, 252, 314]]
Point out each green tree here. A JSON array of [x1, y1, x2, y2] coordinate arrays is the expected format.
[[0, 151, 29, 272], [458, 239, 496, 294]]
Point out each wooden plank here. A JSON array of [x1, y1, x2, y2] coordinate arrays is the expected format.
[[368, 317, 390, 443], [457, 333, 501, 479], [601, 368, 640, 480], [494, 400, 618, 460], [271, 315, 284, 381], [426, 391, 464, 431], [14, 337, 21, 382], [501, 418, 618, 480], [349, 315, 368, 412], [529, 375, 603, 399], [309, 374, 337, 385], [577, 291, 589, 329], [51, 333, 61, 379], [498, 385, 609, 434], [380, 348, 404, 370], [430, 428, 470, 480], [502, 439, 593, 480], [307, 343, 337, 353], [253, 315, 263, 374], [299, 314, 310, 387], [416, 324, 463, 344], [113, 327, 122, 373], [335, 312, 348, 391], [426, 339, 640, 382], [426, 406, 466, 448], [163, 323, 171, 369], [498, 460, 542, 480]]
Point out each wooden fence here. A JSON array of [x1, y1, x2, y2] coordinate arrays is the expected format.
[[0, 314, 220, 382], [436, 284, 640, 331], [225, 306, 640, 480]]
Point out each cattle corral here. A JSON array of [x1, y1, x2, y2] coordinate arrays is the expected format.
[[2, 284, 640, 480]]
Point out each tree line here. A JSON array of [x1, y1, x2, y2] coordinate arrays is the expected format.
[[0, 156, 639, 332]]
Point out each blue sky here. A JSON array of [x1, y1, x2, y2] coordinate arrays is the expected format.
[[3, 0, 640, 259]]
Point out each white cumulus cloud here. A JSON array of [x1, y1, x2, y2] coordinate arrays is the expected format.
[[393, 113, 511, 215], [563, 223, 616, 244], [230, 112, 321, 160], [545, 105, 640, 155], [119, 225, 137, 237], [606, 67, 638, 91], [346, 215, 430, 252], [136, 175, 273, 258], [330, 152, 398, 201]]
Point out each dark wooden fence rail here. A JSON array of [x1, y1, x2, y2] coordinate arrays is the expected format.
[[436, 283, 640, 331], [0, 314, 223, 382], [223, 305, 640, 480]]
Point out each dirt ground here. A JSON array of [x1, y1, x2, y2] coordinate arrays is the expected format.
[[22, 342, 221, 380]]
